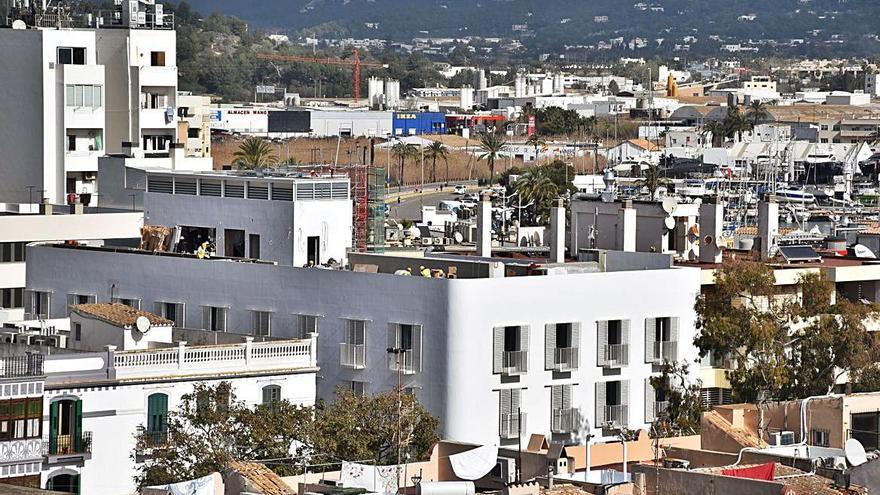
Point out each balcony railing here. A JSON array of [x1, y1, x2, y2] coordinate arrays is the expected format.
[[135, 429, 168, 455], [499, 412, 527, 439], [502, 350, 528, 375], [0, 354, 44, 378], [651, 341, 678, 364], [553, 347, 579, 371], [551, 408, 581, 434], [602, 344, 629, 367], [43, 431, 92, 456], [340, 343, 366, 369], [388, 349, 419, 374], [604, 405, 628, 426]]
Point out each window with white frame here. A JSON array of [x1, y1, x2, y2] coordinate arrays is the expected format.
[[24, 290, 51, 319], [387, 323, 422, 374], [811, 428, 830, 447], [492, 325, 530, 375], [66, 293, 96, 314], [340, 319, 367, 369], [349, 381, 367, 397], [251, 310, 272, 336], [154, 301, 185, 326], [297, 314, 319, 338], [65, 85, 103, 108], [111, 297, 141, 309]]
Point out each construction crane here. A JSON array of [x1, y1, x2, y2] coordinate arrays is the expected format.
[[255, 49, 386, 103]]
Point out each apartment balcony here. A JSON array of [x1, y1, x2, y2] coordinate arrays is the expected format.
[[140, 108, 175, 129], [651, 341, 678, 364], [499, 412, 527, 439], [551, 408, 581, 434], [0, 439, 42, 464], [43, 431, 92, 461], [0, 354, 44, 379], [601, 344, 629, 368], [604, 405, 628, 427], [64, 150, 101, 172], [139, 65, 177, 87], [387, 349, 419, 375], [552, 347, 579, 372], [340, 343, 366, 370], [64, 106, 105, 131], [135, 429, 168, 456], [501, 350, 528, 375]]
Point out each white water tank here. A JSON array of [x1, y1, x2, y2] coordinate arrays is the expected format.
[[367, 77, 384, 108], [460, 86, 474, 110], [417, 482, 475, 495], [385, 79, 400, 109]]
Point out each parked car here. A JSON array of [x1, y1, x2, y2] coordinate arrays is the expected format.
[[453, 184, 468, 195]]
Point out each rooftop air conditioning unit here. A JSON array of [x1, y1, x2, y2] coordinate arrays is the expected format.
[[780, 431, 796, 445], [769, 432, 782, 446], [491, 457, 516, 484]]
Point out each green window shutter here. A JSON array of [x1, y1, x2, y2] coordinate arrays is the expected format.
[[48, 401, 58, 455], [74, 399, 83, 452], [75, 474, 81, 495], [46, 477, 54, 490]]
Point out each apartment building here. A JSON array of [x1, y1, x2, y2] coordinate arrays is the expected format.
[[0, 354, 45, 489], [0, 1, 209, 205], [0, 203, 142, 323], [23, 241, 702, 446], [96, 166, 353, 266], [37, 331, 317, 494], [176, 92, 212, 158]]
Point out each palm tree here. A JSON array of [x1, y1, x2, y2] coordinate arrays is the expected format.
[[635, 163, 670, 200], [514, 167, 559, 224], [702, 121, 727, 147], [391, 141, 417, 186], [233, 137, 277, 171], [478, 131, 507, 181], [424, 141, 449, 184], [629, 162, 642, 178], [525, 134, 546, 163], [723, 106, 751, 142], [746, 100, 771, 127]]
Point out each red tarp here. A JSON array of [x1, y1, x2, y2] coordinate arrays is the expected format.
[[721, 463, 776, 481]]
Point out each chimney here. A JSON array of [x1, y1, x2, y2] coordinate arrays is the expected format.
[[617, 200, 636, 252], [699, 202, 724, 263], [170, 143, 186, 170], [757, 195, 779, 261], [549, 198, 565, 263], [476, 192, 492, 257]]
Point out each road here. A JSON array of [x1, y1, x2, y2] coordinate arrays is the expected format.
[[387, 191, 457, 221]]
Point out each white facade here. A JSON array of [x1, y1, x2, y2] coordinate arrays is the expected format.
[[866, 73, 880, 98], [40, 338, 318, 494]]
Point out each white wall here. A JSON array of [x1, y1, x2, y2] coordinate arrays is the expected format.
[[293, 200, 353, 266]]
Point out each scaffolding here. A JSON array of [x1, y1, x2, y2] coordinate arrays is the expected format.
[[367, 166, 386, 253]]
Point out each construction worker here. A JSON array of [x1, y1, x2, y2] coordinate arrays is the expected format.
[[196, 241, 209, 259], [419, 265, 431, 277]]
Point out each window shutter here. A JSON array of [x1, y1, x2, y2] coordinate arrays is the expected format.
[[203, 307, 211, 330], [596, 321, 608, 366], [545, 324, 557, 370], [500, 389, 511, 415], [622, 319, 631, 366], [670, 317, 680, 361], [493, 327, 504, 373], [48, 401, 58, 455], [66, 294, 76, 314], [512, 388, 522, 411], [645, 378, 656, 423], [74, 399, 83, 452], [645, 318, 657, 363], [595, 382, 606, 425], [551, 385, 562, 411], [75, 474, 81, 494], [562, 384, 572, 409], [621, 380, 630, 425], [387, 323, 398, 349], [413, 325, 423, 372], [219, 309, 227, 332], [23, 291, 33, 315]]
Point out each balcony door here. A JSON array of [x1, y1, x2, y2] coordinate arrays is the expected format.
[[147, 393, 168, 445], [49, 399, 82, 455]]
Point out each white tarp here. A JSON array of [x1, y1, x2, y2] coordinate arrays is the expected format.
[[341, 461, 401, 494], [449, 444, 499, 480], [148, 473, 217, 495]]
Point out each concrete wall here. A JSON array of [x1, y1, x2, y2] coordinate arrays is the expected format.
[[26, 245, 702, 445], [631, 465, 784, 495]]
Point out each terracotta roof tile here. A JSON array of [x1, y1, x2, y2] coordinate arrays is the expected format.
[[71, 303, 173, 328], [228, 460, 295, 495]]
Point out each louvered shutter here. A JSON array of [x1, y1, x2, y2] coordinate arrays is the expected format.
[[519, 325, 530, 372], [24, 291, 33, 316], [218, 308, 227, 332], [413, 325, 423, 372], [645, 318, 657, 363], [621, 319, 631, 366], [493, 327, 505, 373], [621, 380, 630, 426], [597, 321, 608, 366], [512, 388, 522, 412], [670, 317, 680, 361], [203, 306, 211, 330], [562, 384, 572, 409], [645, 378, 656, 423], [551, 385, 562, 412], [500, 389, 511, 415], [571, 322, 581, 369], [595, 382, 606, 425], [545, 323, 557, 370], [74, 399, 83, 452]]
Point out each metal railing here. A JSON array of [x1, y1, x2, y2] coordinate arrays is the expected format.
[[605, 405, 629, 426], [499, 412, 527, 439], [602, 344, 629, 367], [43, 431, 92, 456], [339, 343, 366, 369], [388, 349, 418, 374], [0, 354, 44, 378], [553, 347, 579, 371], [551, 408, 581, 434], [502, 350, 528, 375], [652, 341, 678, 363]]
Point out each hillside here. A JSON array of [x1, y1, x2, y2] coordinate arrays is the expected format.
[[176, 0, 880, 57]]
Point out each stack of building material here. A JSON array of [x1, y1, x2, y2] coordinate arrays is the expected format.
[[140, 226, 171, 252]]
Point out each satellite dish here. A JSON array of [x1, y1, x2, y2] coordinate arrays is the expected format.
[[853, 244, 877, 259], [664, 216, 676, 231], [135, 316, 151, 333], [453, 231, 464, 244], [661, 197, 678, 214], [845, 438, 868, 467], [11, 20, 26, 30], [704, 235, 714, 246]]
